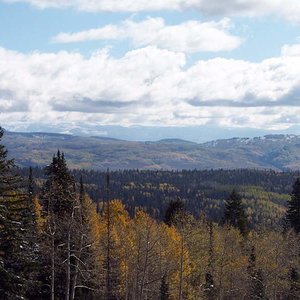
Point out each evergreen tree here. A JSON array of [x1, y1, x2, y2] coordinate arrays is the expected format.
[[0, 201, 23, 299], [247, 246, 266, 300], [23, 167, 42, 299], [40, 151, 78, 299], [204, 273, 215, 300], [286, 178, 300, 233], [79, 175, 84, 205], [224, 189, 248, 236], [164, 198, 185, 226], [42, 151, 76, 215], [22, 167, 37, 232], [288, 268, 300, 299], [204, 221, 217, 300], [0, 126, 34, 299], [160, 275, 170, 300]]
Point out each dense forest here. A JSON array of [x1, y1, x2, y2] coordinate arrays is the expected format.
[[2, 126, 300, 299], [17, 167, 298, 228]]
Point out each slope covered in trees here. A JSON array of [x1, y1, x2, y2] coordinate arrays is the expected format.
[[17, 167, 296, 228], [2, 127, 300, 299], [4, 130, 300, 170]]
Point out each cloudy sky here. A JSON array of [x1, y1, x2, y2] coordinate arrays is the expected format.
[[2, 0, 300, 141]]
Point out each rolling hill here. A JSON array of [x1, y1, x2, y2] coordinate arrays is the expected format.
[[3, 130, 300, 170]]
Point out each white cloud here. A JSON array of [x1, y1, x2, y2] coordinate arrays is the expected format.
[[53, 25, 121, 44], [281, 43, 300, 57], [53, 18, 242, 53], [4, 0, 300, 23], [2, 45, 300, 131]]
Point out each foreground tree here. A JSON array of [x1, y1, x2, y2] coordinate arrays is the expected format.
[[0, 127, 39, 299], [247, 246, 266, 299], [204, 221, 217, 300], [71, 179, 101, 300], [286, 178, 300, 233], [288, 268, 300, 299], [40, 151, 80, 300], [159, 275, 170, 300]]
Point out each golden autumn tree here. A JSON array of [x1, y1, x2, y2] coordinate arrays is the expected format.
[[98, 199, 132, 299]]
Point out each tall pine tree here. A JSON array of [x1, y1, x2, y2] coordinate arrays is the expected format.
[[164, 198, 185, 227], [159, 275, 170, 300], [204, 221, 217, 300], [224, 189, 248, 236], [247, 246, 266, 299], [286, 178, 300, 233], [40, 151, 78, 300], [288, 268, 300, 299], [0, 126, 35, 299]]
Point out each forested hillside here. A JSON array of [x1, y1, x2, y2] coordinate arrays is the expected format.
[[2, 127, 300, 299], [4, 130, 300, 170], [18, 167, 297, 228]]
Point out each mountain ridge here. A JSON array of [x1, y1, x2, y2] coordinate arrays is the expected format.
[[3, 130, 300, 171]]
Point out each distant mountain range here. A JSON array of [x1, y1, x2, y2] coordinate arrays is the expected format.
[[3, 130, 300, 170]]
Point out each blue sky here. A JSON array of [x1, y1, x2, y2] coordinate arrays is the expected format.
[[2, 0, 300, 142], [1, 3, 298, 61]]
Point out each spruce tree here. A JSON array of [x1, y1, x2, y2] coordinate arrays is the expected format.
[[79, 175, 84, 205], [247, 246, 266, 300], [224, 189, 248, 236], [43, 151, 76, 216], [160, 275, 170, 300], [164, 197, 185, 226], [0, 200, 22, 298], [0, 126, 33, 299], [40, 151, 78, 299], [286, 178, 300, 233], [22, 167, 42, 299], [22, 167, 38, 235], [204, 221, 217, 300], [289, 268, 300, 299]]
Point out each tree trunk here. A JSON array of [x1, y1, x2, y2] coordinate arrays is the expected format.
[[65, 229, 71, 300], [218, 235, 227, 300], [135, 237, 142, 300], [178, 235, 184, 300], [139, 224, 151, 300], [70, 234, 83, 300], [51, 229, 55, 300]]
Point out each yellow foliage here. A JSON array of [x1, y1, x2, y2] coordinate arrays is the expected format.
[[33, 196, 44, 232], [82, 194, 101, 245]]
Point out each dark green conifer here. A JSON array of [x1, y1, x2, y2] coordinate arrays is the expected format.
[[247, 246, 266, 300], [42, 151, 76, 215], [79, 175, 84, 205], [289, 268, 300, 299], [40, 151, 78, 299], [22, 167, 43, 299], [224, 189, 248, 236], [204, 221, 217, 300], [0, 126, 33, 299], [164, 197, 185, 226], [23, 167, 37, 229], [160, 275, 170, 300], [286, 178, 300, 233]]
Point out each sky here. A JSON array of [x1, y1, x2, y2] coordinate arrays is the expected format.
[[2, 1, 300, 142]]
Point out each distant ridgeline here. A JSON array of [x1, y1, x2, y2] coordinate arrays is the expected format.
[[17, 167, 299, 228], [4, 130, 300, 170]]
